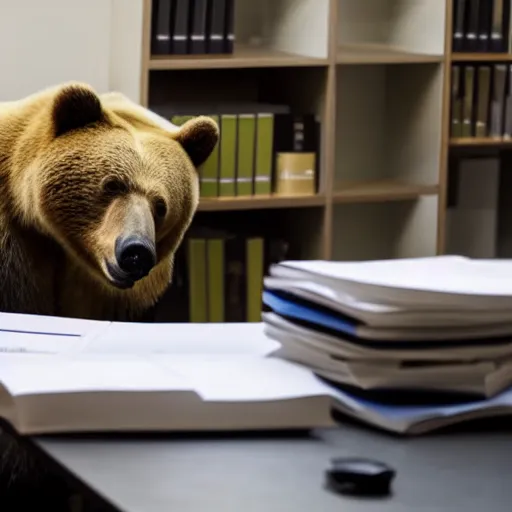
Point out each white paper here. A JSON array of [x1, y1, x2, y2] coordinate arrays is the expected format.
[[0, 353, 193, 396], [0, 312, 106, 337], [274, 256, 512, 297], [0, 331, 85, 354], [83, 321, 280, 356], [159, 357, 333, 401]]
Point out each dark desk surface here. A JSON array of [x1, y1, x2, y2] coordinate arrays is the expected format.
[[34, 422, 512, 512]]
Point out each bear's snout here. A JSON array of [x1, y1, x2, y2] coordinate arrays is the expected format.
[[114, 235, 157, 283]]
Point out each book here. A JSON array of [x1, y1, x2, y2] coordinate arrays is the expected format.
[[219, 114, 237, 196], [451, 65, 463, 137], [224, 0, 235, 53], [464, 0, 480, 51], [254, 113, 274, 196], [4, 308, 512, 436], [0, 316, 336, 434], [236, 114, 256, 196], [475, 65, 491, 136], [151, 0, 173, 55], [172, 0, 190, 54], [452, 0, 467, 52], [190, 0, 208, 54], [461, 65, 475, 137], [490, 64, 507, 137], [208, 0, 226, 54]]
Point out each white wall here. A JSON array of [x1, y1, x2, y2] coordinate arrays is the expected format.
[[0, 0, 143, 102]]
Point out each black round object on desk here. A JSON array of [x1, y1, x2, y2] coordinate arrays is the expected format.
[[325, 457, 396, 497]]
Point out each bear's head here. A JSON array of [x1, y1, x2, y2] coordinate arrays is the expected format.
[[11, 82, 218, 292]]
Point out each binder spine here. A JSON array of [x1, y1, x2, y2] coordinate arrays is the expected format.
[[190, 0, 208, 54], [208, 0, 226, 54], [172, 0, 190, 54]]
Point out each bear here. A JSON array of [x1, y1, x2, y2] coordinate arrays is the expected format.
[[0, 82, 219, 506], [0, 81, 218, 322]]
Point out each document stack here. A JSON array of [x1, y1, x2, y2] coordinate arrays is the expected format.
[[262, 255, 512, 434]]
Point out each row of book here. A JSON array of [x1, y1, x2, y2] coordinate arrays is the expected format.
[[169, 110, 320, 198], [450, 63, 512, 138], [153, 231, 289, 323], [452, 0, 511, 53], [151, 0, 234, 56]]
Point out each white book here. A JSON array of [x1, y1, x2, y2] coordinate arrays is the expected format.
[[2, 312, 512, 436]]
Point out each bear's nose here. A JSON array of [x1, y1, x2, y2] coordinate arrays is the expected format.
[[115, 236, 156, 281]]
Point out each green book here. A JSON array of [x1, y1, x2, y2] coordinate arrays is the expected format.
[[206, 238, 224, 322], [171, 114, 194, 127], [187, 238, 207, 323], [246, 237, 264, 322], [219, 114, 237, 197], [200, 114, 220, 198], [236, 114, 256, 196], [254, 113, 274, 195]]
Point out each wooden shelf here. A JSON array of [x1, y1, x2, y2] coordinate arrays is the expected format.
[[332, 182, 439, 203], [450, 137, 512, 147], [197, 194, 326, 212], [451, 53, 512, 62], [149, 45, 328, 71], [336, 44, 444, 64]]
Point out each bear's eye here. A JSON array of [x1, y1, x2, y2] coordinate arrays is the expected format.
[[102, 177, 128, 196], [155, 198, 167, 219]]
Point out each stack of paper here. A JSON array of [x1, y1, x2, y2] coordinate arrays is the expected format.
[[262, 255, 512, 433]]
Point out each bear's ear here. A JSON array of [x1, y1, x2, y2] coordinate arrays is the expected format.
[[52, 83, 105, 137], [172, 116, 219, 168]]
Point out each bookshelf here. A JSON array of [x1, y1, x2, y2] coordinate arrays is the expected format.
[[443, 0, 512, 259], [131, 0, 454, 322]]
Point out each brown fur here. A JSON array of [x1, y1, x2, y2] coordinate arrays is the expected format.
[[0, 82, 218, 321]]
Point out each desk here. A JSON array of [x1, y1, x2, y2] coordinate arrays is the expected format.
[[32, 421, 512, 512]]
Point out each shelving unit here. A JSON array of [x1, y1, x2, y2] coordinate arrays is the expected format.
[[139, 0, 451, 263], [129, 0, 473, 321], [443, 0, 512, 259]]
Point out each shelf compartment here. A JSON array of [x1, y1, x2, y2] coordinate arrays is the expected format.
[[334, 63, 443, 189], [192, 206, 327, 261], [198, 194, 326, 212], [331, 196, 438, 261], [337, 44, 444, 64], [337, 0, 445, 58], [150, 44, 329, 70], [332, 181, 438, 203]]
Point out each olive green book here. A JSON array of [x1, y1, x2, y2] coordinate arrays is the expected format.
[[246, 237, 264, 322], [200, 114, 220, 198], [476, 66, 491, 138], [451, 66, 463, 138], [461, 66, 475, 138], [219, 114, 237, 197], [236, 114, 256, 196], [206, 238, 224, 322], [187, 238, 207, 322], [170, 114, 194, 126], [254, 114, 274, 196]]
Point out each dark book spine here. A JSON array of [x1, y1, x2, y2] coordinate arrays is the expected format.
[[172, 0, 191, 54], [224, 0, 235, 53], [190, 0, 208, 54], [208, 0, 226, 54], [224, 236, 246, 322], [465, 0, 481, 52], [151, 0, 173, 55], [452, 0, 467, 52], [477, 0, 493, 51]]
